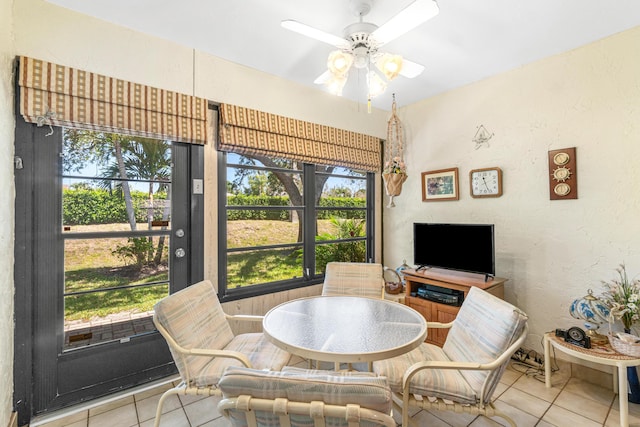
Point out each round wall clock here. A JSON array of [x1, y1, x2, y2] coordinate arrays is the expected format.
[[470, 167, 503, 198]]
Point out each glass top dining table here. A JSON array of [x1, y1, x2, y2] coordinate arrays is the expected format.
[[262, 295, 428, 364]]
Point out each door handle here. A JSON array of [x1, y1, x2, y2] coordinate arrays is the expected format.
[[175, 248, 186, 258]]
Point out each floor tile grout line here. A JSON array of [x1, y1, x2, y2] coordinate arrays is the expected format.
[[558, 377, 619, 425], [536, 371, 569, 427], [132, 392, 141, 427]]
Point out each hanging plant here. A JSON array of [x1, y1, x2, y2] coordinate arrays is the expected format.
[[383, 94, 407, 208]]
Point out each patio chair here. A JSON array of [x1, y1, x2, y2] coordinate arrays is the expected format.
[[152, 280, 291, 427], [373, 286, 528, 427], [321, 262, 385, 299], [321, 261, 385, 370], [217, 366, 396, 427]]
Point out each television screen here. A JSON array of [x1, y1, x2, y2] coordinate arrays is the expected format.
[[413, 223, 495, 277]]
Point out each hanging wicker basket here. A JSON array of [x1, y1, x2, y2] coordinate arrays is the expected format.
[[383, 172, 407, 197], [383, 95, 407, 208]]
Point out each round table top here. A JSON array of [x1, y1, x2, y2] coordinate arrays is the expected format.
[[262, 295, 428, 363]]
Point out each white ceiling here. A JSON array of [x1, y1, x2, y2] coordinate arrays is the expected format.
[[46, 0, 640, 111]]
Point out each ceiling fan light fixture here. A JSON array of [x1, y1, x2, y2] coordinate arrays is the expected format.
[[367, 70, 387, 99], [283, 0, 435, 108], [326, 74, 348, 96], [327, 50, 353, 76], [352, 45, 370, 69], [376, 54, 403, 80]]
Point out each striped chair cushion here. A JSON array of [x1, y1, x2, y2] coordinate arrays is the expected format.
[[154, 280, 235, 384], [443, 286, 527, 401], [282, 366, 379, 377], [321, 262, 384, 298], [219, 366, 392, 414], [194, 333, 291, 387], [372, 342, 477, 404]]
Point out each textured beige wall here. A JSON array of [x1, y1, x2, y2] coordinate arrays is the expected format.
[[0, 0, 14, 423], [383, 26, 640, 353]]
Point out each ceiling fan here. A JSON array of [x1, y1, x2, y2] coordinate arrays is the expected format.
[[281, 0, 439, 106]]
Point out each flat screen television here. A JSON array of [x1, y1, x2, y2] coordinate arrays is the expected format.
[[413, 223, 495, 278]]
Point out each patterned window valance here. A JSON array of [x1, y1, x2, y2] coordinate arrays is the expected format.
[[17, 56, 208, 144], [218, 104, 381, 172]]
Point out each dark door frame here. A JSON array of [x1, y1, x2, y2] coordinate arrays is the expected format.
[[13, 116, 204, 425]]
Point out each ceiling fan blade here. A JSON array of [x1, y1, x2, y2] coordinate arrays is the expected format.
[[398, 59, 425, 78], [313, 70, 332, 85], [371, 0, 439, 46], [281, 20, 350, 49]]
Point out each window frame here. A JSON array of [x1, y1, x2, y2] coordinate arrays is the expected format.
[[217, 151, 375, 302]]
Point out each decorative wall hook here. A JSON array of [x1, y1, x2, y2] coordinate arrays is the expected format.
[[36, 109, 56, 136], [473, 125, 494, 149]]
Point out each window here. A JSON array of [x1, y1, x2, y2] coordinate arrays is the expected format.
[[218, 152, 374, 301], [62, 130, 176, 349]]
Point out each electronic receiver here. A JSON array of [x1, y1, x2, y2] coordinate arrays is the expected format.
[[412, 284, 464, 307]]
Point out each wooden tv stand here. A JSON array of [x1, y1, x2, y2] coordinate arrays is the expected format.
[[403, 268, 508, 347]]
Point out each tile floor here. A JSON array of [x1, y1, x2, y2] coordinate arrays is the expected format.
[[28, 356, 640, 427]]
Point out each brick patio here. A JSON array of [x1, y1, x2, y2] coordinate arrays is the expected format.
[[64, 310, 156, 350]]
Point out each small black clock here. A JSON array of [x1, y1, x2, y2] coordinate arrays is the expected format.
[[565, 326, 591, 348]]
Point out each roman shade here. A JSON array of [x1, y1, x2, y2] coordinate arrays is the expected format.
[[17, 56, 208, 144], [218, 104, 381, 172]]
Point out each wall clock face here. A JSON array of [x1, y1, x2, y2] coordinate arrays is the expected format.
[[470, 167, 503, 198]]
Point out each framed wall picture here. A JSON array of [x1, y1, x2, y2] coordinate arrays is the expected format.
[[421, 167, 459, 201]]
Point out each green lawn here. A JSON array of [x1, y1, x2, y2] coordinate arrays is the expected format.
[[64, 219, 359, 321]]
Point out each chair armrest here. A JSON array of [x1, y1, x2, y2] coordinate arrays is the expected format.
[[402, 360, 489, 391], [186, 347, 252, 367], [402, 323, 530, 396], [155, 320, 253, 367], [225, 313, 264, 323], [425, 321, 454, 329]]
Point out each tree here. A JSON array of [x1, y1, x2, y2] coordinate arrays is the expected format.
[[63, 130, 171, 267], [121, 139, 171, 265], [233, 155, 334, 242], [245, 172, 269, 196], [325, 185, 353, 198], [64, 130, 138, 231]]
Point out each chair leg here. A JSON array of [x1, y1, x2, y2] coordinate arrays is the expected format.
[[390, 392, 412, 427], [402, 395, 410, 427], [153, 387, 180, 427], [492, 409, 517, 427]]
